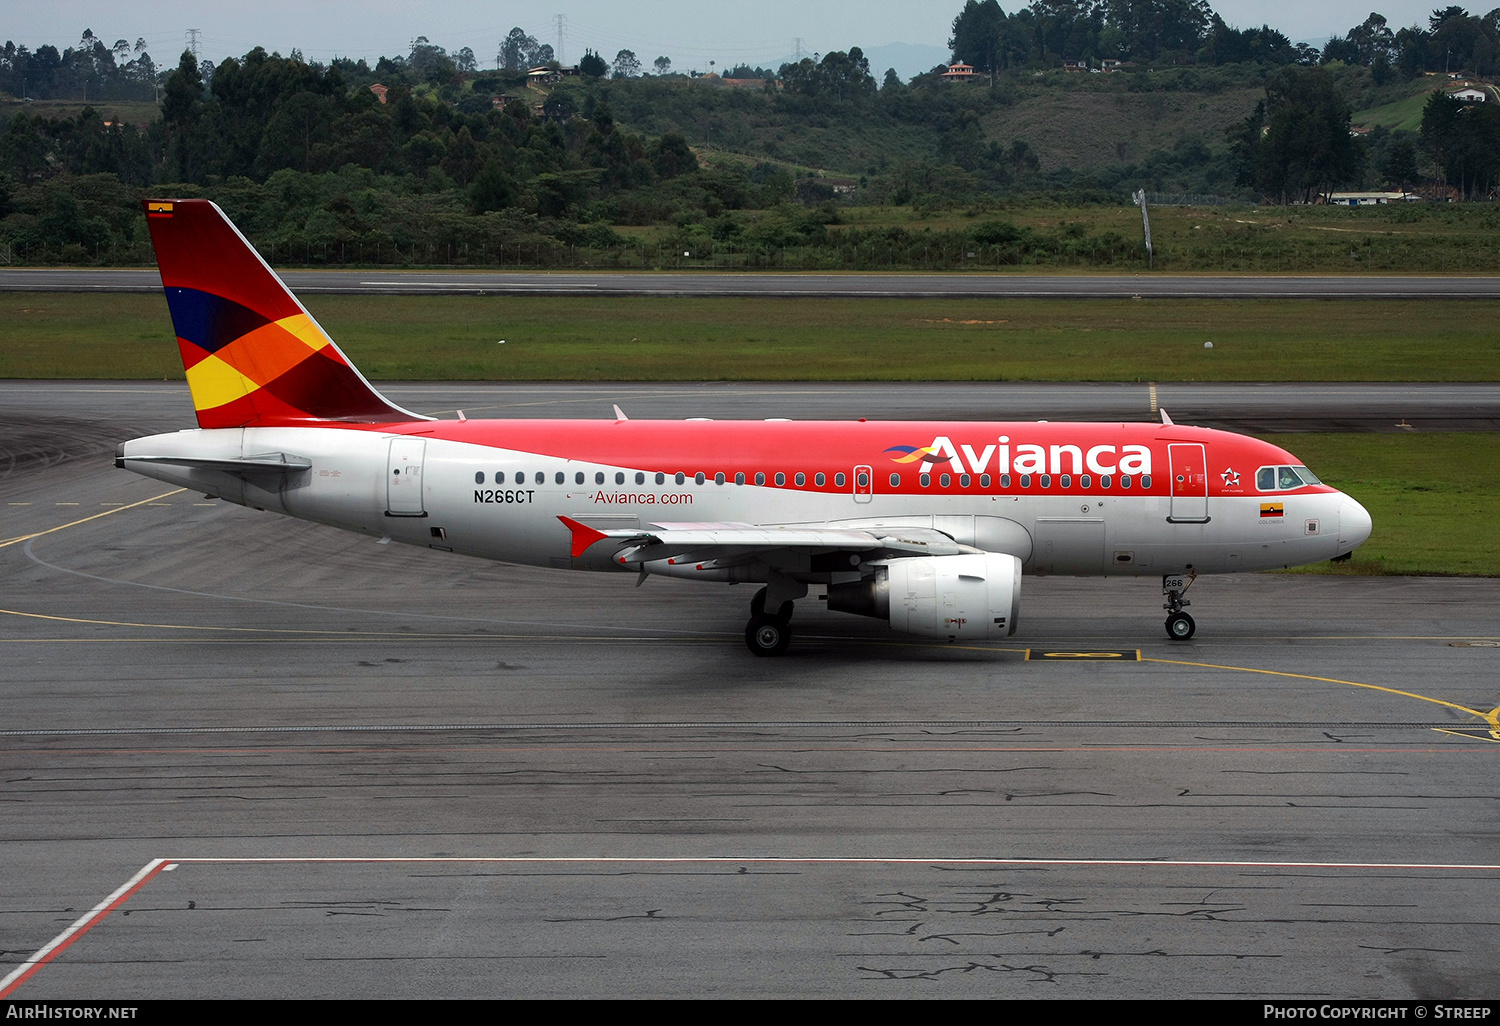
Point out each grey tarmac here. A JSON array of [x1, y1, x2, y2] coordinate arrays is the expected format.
[[6, 267, 1500, 298], [0, 383, 1496, 999]]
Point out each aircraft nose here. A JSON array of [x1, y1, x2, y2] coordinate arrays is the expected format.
[[1338, 494, 1372, 552]]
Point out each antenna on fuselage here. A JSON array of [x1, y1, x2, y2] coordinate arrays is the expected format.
[[613, 404, 629, 421], [1159, 409, 1174, 426]]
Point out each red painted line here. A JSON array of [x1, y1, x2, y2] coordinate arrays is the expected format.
[[0, 859, 169, 998]]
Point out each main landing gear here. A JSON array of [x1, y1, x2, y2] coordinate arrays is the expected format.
[[1163, 571, 1196, 640], [745, 586, 796, 657]]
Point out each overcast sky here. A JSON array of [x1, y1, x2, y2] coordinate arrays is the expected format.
[[8, 2, 1447, 71]]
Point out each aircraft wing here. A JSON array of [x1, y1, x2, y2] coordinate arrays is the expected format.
[[558, 516, 975, 565]]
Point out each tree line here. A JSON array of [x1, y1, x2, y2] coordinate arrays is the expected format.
[[5, 6, 1500, 267], [948, 2, 1500, 77]]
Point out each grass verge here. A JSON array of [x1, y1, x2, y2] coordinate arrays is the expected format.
[[3, 293, 1498, 382], [1270, 433, 1499, 576]]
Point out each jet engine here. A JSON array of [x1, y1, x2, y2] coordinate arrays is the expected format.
[[826, 552, 1022, 640]]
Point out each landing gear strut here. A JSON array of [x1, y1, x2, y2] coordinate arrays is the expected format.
[[745, 586, 795, 656], [1163, 572, 1196, 640]]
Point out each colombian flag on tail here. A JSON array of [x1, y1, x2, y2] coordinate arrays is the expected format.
[[142, 199, 422, 429]]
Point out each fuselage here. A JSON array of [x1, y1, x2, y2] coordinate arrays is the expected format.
[[119, 417, 1373, 584]]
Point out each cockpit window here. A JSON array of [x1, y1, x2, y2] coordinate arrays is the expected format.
[[1259, 464, 1322, 491]]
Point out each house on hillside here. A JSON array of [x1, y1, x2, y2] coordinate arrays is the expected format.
[[368, 83, 388, 104], [1324, 191, 1420, 205], [942, 61, 979, 81], [1450, 86, 1487, 103], [526, 65, 578, 89], [1062, 59, 1086, 72]]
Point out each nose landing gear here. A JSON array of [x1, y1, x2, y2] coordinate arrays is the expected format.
[[1163, 571, 1196, 640]]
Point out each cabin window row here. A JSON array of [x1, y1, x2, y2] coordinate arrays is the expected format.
[[473, 469, 1150, 490]]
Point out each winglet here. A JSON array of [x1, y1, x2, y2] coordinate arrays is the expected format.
[[558, 515, 610, 558]]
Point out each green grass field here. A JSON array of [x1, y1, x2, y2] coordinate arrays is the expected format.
[[3, 292, 1498, 382], [1270, 433, 1499, 577]]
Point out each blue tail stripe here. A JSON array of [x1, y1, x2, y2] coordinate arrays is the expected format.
[[163, 287, 272, 354]]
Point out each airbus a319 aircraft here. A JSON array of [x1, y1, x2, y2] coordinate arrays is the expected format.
[[118, 200, 1372, 655]]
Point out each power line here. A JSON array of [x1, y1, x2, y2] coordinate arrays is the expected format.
[[554, 13, 566, 65]]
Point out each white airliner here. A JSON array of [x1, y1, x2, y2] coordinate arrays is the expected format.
[[117, 200, 1372, 655]]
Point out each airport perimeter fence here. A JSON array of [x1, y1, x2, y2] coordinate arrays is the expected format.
[[5, 234, 1500, 274]]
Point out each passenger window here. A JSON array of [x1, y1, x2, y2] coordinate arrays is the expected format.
[[1099, 474, 1110, 488], [857, 472, 868, 487], [960, 474, 970, 487], [715, 473, 725, 485], [795, 473, 805, 486], [695, 472, 705, 484], [735, 473, 745, 485], [774, 473, 786, 486], [1060, 474, 1071, 488], [756, 473, 766, 485], [1019, 474, 1030, 488], [655, 472, 665, 485], [1141, 475, 1152, 488], [980, 474, 990, 488], [555, 472, 565, 485], [940, 473, 951, 487], [1000, 474, 1011, 488], [1120, 475, 1131, 489], [496, 471, 506, 484], [920, 474, 931, 487], [535, 472, 545, 485], [815, 473, 826, 486], [575, 472, 585, 485], [475, 472, 485, 484], [835, 473, 845, 487], [1040, 474, 1051, 488], [1080, 474, 1091, 489], [675, 473, 685, 485], [889, 473, 900, 487], [636, 472, 645, 485], [595, 472, 605, 485], [615, 472, 625, 485]]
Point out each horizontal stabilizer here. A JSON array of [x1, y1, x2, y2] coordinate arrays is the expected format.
[[116, 451, 312, 475]]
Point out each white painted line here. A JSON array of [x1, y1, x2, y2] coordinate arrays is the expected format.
[[0, 858, 168, 998]]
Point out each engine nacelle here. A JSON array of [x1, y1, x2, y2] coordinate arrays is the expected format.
[[827, 553, 1022, 640]]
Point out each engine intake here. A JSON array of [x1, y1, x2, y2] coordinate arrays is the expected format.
[[827, 553, 1022, 640]]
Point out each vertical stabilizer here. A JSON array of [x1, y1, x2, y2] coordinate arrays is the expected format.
[[142, 199, 426, 428]]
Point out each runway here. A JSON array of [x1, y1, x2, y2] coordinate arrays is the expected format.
[[3, 379, 1498, 436], [5, 267, 1500, 298], [1, 383, 1497, 999]]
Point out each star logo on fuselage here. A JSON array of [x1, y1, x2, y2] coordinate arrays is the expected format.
[[1220, 467, 1241, 487]]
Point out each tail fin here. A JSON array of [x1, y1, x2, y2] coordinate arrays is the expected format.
[[142, 199, 426, 428]]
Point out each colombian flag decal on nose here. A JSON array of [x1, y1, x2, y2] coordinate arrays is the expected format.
[[1260, 502, 1284, 518]]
